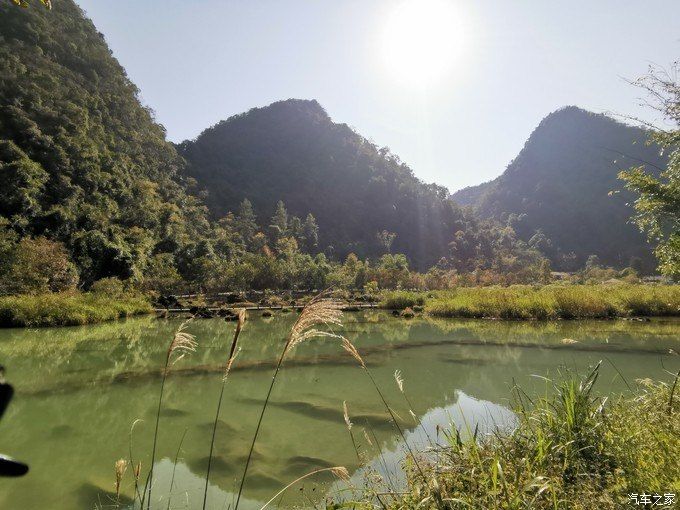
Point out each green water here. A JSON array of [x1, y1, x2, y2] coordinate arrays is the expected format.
[[0, 312, 678, 509]]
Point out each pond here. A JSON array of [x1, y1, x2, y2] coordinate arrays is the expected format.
[[0, 311, 678, 509]]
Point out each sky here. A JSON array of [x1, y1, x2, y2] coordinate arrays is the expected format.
[[77, 0, 679, 192]]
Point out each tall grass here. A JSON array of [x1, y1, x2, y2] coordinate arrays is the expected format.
[[145, 320, 197, 510], [202, 309, 246, 510], [234, 295, 348, 510], [0, 291, 152, 327], [421, 284, 680, 319], [387, 366, 680, 510]]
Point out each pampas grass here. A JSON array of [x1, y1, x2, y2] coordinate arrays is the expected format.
[[114, 459, 127, 500], [234, 294, 348, 510], [202, 309, 246, 510], [145, 320, 196, 509]]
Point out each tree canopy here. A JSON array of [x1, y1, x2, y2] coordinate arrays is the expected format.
[[619, 63, 680, 280]]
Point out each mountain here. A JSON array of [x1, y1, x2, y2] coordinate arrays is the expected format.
[[452, 107, 665, 272], [179, 99, 467, 270], [0, 0, 210, 283]]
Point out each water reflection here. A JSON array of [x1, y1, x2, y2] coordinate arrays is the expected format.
[[0, 312, 677, 509]]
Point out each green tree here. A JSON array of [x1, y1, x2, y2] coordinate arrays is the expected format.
[[236, 199, 258, 247], [0, 141, 48, 229], [269, 201, 288, 242], [585, 254, 601, 271], [1, 237, 78, 294], [302, 213, 319, 252], [376, 230, 397, 254], [619, 63, 680, 279], [289, 215, 304, 242]]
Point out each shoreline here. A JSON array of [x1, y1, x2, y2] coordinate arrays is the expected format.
[[1, 284, 680, 329]]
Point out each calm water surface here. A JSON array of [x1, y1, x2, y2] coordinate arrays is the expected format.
[[0, 312, 678, 509]]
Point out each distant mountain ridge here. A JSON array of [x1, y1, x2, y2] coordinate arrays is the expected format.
[[451, 106, 665, 272]]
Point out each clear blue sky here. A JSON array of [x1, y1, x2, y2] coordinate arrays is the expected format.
[[77, 0, 679, 192]]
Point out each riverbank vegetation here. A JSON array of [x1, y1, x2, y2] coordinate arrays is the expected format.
[[384, 370, 679, 510], [381, 285, 680, 319], [0, 288, 151, 327]]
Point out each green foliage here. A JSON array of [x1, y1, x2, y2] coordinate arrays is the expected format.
[[0, 235, 78, 295], [619, 64, 680, 280], [235, 199, 258, 248], [389, 372, 680, 509], [269, 200, 288, 242], [376, 230, 397, 254], [89, 277, 127, 298], [302, 213, 319, 252], [7, 0, 51, 8], [379, 290, 425, 310], [0, 1, 211, 284], [0, 291, 151, 327], [453, 107, 666, 272]]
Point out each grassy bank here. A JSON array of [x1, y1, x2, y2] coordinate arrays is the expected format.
[[381, 284, 680, 319], [0, 292, 152, 327], [386, 372, 679, 509]]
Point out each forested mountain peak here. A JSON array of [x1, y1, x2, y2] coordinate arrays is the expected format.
[[179, 98, 463, 269], [196, 99, 331, 138], [452, 106, 665, 271]]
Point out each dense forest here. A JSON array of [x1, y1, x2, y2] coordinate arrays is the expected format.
[[0, 1, 551, 294], [0, 2, 667, 296], [0, 0, 211, 287], [178, 99, 469, 270], [452, 107, 666, 272]]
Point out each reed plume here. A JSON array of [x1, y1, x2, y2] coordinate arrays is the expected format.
[[343, 400, 362, 463], [115, 459, 127, 500], [234, 294, 345, 510], [202, 309, 247, 510], [146, 319, 196, 510], [343, 401, 353, 430], [394, 369, 434, 445], [394, 370, 404, 393]]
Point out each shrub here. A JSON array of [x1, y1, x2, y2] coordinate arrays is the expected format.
[[90, 277, 127, 298], [0, 237, 78, 295], [380, 290, 426, 310]]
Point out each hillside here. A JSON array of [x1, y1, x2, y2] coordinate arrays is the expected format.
[[452, 107, 665, 272], [179, 99, 467, 270], [0, 2, 545, 293], [0, 0, 210, 284]]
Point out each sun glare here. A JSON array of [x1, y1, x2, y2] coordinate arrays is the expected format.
[[380, 0, 466, 88]]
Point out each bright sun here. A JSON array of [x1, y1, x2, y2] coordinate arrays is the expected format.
[[381, 0, 466, 88]]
